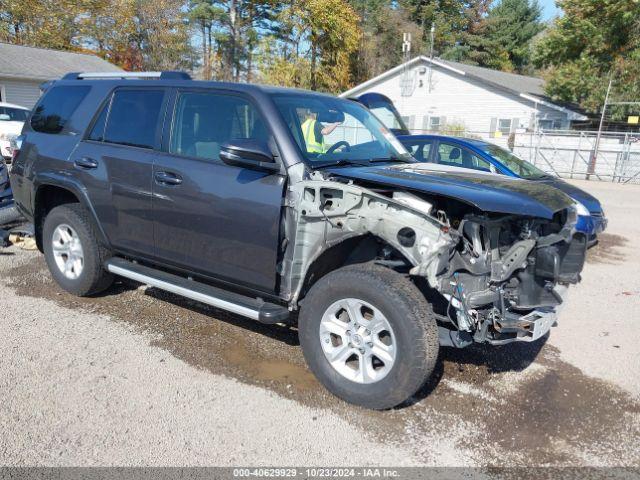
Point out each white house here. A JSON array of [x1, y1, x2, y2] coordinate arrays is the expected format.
[[341, 56, 587, 136], [0, 42, 121, 109]]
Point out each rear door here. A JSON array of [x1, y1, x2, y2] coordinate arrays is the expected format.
[[152, 88, 285, 293], [69, 87, 168, 256]]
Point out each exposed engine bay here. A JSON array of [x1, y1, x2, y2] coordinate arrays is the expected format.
[[282, 171, 586, 348]]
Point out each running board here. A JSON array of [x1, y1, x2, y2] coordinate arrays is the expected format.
[[105, 257, 290, 324]]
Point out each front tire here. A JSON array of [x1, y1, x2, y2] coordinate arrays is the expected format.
[[298, 264, 439, 410], [43, 204, 114, 296]]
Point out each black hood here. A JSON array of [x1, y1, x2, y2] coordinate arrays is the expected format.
[[324, 163, 575, 219], [535, 177, 602, 214]]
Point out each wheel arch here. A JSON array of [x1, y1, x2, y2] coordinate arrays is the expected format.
[[33, 176, 109, 252], [298, 234, 414, 302]]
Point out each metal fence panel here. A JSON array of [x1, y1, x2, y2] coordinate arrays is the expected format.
[[407, 128, 640, 183]]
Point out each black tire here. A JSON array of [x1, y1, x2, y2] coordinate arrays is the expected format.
[[43, 203, 114, 296], [298, 263, 439, 410]]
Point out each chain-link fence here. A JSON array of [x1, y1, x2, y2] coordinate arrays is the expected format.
[[408, 128, 640, 184]]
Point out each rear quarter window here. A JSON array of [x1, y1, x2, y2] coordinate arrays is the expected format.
[[30, 86, 90, 134]]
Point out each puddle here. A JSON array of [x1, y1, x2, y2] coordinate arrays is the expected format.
[[587, 233, 628, 264], [5, 252, 640, 466], [222, 341, 319, 390]]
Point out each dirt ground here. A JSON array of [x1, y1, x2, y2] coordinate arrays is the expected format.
[[1, 179, 639, 468]]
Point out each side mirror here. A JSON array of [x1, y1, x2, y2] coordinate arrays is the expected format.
[[220, 139, 280, 173], [0, 114, 10, 121]]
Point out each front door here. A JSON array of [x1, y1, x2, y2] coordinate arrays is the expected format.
[[152, 89, 285, 293]]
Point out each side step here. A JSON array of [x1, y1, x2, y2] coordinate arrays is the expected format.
[[105, 257, 290, 324]]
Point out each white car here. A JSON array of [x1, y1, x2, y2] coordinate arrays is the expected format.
[[0, 102, 29, 163]]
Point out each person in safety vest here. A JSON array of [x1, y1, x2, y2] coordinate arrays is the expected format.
[[301, 110, 341, 154]]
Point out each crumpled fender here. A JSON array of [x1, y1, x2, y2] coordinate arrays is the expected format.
[[283, 179, 456, 303]]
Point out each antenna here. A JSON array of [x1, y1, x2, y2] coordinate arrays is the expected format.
[[427, 23, 435, 93], [400, 33, 416, 97], [402, 33, 412, 60]]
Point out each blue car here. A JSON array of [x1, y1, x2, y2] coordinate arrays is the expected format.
[[397, 134, 607, 245]]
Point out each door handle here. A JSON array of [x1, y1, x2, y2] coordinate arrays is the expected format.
[[74, 157, 98, 169], [155, 171, 183, 186]]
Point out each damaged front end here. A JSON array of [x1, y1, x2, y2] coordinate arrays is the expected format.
[[283, 172, 586, 348], [434, 209, 585, 347]]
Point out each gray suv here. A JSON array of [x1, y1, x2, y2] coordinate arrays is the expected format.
[[11, 72, 587, 409]]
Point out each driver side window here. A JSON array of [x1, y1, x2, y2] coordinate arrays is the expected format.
[[436, 142, 491, 171], [406, 141, 432, 162], [170, 92, 270, 161]]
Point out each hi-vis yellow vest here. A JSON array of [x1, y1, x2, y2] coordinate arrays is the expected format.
[[301, 118, 325, 153]]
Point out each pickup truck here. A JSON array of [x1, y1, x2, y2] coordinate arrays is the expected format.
[[11, 72, 587, 409]]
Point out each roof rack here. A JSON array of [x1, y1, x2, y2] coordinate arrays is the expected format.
[[62, 71, 192, 81]]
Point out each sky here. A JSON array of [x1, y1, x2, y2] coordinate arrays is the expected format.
[[539, 0, 561, 21]]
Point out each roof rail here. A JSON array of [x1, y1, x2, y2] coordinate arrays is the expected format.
[[61, 71, 192, 81]]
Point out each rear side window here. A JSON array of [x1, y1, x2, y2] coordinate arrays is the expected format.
[[0, 107, 29, 122], [103, 89, 164, 149], [30, 86, 90, 134]]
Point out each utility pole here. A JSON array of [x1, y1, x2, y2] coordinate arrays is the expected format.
[[427, 23, 435, 93], [588, 75, 613, 180]]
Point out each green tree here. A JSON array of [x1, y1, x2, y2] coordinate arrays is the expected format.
[[1, 0, 194, 71], [84, 0, 194, 71], [348, 1, 422, 84], [401, 0, 487, 56], [485, 0, 544, 72], [0, 0, 84, 50], [534, 0, 640, 116], [188, 0, 224, 80], [187, 0, 279, 81], [442, 0, 543, 73], [258, 0, 360, 93]]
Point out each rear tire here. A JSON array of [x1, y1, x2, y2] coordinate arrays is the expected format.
[[43, 204, 113, 296], [298, 263, 439, 410]]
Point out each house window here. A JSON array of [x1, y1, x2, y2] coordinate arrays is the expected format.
[[538, 119, 563, 131], [538, 119, 553, 130], [498, 118, 512, 135], [429, 117, 441, 132]]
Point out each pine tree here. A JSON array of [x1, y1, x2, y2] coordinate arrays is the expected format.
[[534, 0, 640, 116], [442, 0, 543, 73], [485, 0, 544, 73]]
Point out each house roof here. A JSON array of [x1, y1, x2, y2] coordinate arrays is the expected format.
[[436, 58, 545, 97], [341, 55, 586, 120], [0, 42, 121, 81]]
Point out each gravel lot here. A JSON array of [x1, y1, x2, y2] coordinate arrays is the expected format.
[[1, 179, 639, 467]]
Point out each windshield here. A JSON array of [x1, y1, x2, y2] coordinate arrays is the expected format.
[[0, 106, 29, 122], [273, 94, 413, 166], [482, 144, 548, 179]]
